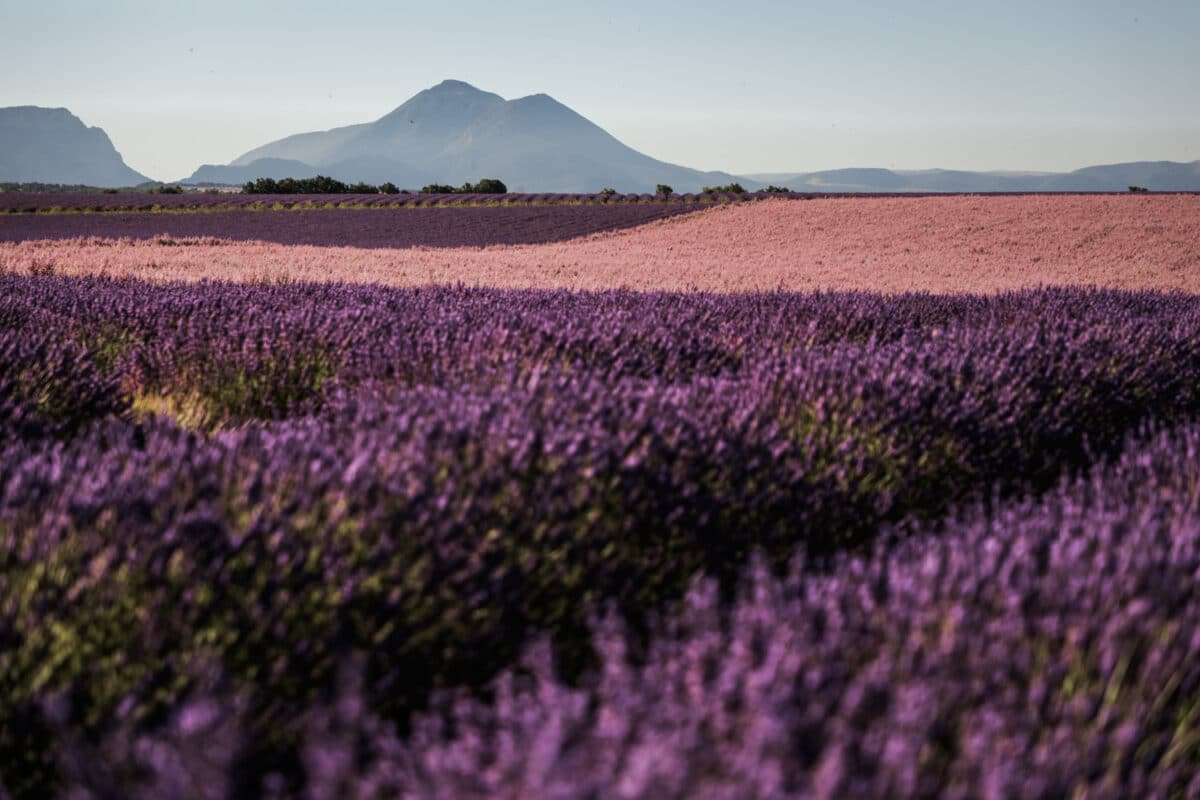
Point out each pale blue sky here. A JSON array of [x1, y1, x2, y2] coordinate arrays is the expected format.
[[2, 0, 1197, 181]]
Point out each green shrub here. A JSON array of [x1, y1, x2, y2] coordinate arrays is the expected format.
[[467, 178, 507, 194], [243, 176, 374, 195], [422, 179, 508, 194]]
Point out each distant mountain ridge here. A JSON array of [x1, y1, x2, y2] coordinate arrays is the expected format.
[[750, 161, 1200, 193], [185, 79, 750, 193], [4, 92, 1197, 194], [0, 106, 150, 187], [186, 78, 1200, 192]]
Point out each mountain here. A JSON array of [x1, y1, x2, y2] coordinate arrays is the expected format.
[[1043, 161, 1200, 191], [183, 79, 749, 193], [758, 161, 1200, 193], [187, 158, 321, 185], [0, 106, 150, 187]]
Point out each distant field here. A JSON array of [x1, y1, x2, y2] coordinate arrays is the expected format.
[[3, 190, 1191, 215], [5, 195, 1197, 292], [0, 203, 705, 248], [0, 190, 765, 213]]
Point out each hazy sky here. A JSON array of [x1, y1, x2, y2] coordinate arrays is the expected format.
[[3, 0, 1198, 181]]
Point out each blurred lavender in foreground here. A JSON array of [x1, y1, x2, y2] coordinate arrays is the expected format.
[[49, 424, 1200, 799]]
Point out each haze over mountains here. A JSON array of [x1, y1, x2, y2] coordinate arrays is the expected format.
[[3, 82, 1200, 193], [0, 106, 149, 187]]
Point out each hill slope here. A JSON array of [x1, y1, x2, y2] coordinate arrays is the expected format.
[[762, 161, 1200, 192], [0, 106, 150, 187]]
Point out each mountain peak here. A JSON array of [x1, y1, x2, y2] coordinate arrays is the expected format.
[[428, 79, 485, 94], [373, 80, 505, 132]]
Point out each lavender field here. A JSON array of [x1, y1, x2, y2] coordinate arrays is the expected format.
[[7, 0, 1199, 794], [4, 274, 1200, 797], [0, 191, 767, 214], [0, 203, 705, 248]]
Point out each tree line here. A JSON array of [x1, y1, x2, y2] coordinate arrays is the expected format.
[[242, 176, 508, 195]]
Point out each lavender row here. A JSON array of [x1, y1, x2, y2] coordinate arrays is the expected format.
[[7, 279, 1200, 549], [26, 422, 1200, 798], [0, 191, 769, 214], [0, 325, 126, 446], [8, 280, 1200, 554], [3, 190, 1167, 215], [0, 203, 705, 247], [384, 421, 1200, 798]]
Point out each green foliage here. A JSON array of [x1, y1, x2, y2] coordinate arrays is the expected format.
[[599, 187, 617, 197], [378, 182, 400, 194], [1128, 185, 1150, 193], [421, 178, 508, 194], [466, 178, 500, 193], [243, 176, 387, 195], [763, 185, 791, 193], [465, 178, 507, 194], [701, 183, 746, 194], [79, 325, 143, 376], [152, 184, 184, 194], [136, 347, 341, 432], [655, 184, 674, 198]]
